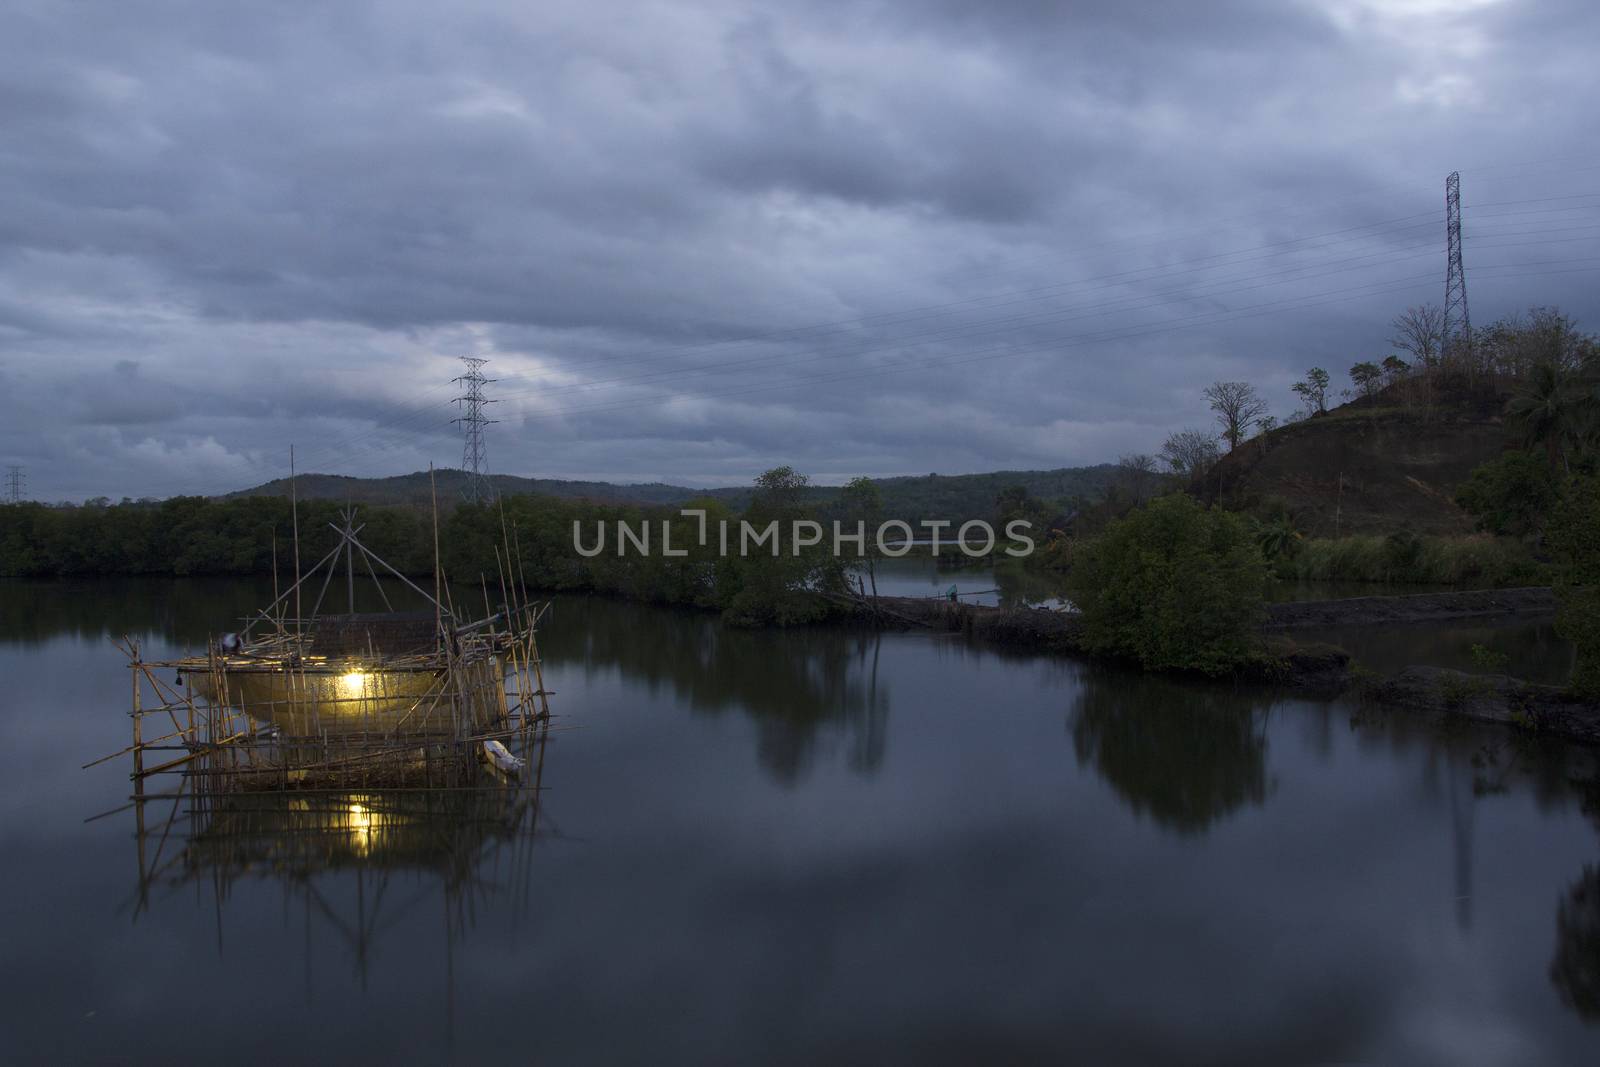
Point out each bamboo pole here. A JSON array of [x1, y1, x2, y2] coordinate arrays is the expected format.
[[345, 507, 356, 615], [131, 639, 144, 787], [272, 529, 282, 636], [430, 464, 442, 643], [291, 445, 302, 644]]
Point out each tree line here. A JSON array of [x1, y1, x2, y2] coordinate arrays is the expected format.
[[0, 469, 893, 628]]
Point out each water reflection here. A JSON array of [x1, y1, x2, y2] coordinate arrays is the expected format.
[[1295, 616, 1573, 686], [542, 597, 890, 784], [128, 725, 551, 1003], [867, 555, 1067, 608], [0, 576, 279, 646], [1553, 865, 1600, 1021], [1068, 671, 1273, 834], [1551, 772, 1600, 1023], [12, 577, 1600, 1059]]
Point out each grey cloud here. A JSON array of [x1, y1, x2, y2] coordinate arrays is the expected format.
[[0, 0, 1598, 500]]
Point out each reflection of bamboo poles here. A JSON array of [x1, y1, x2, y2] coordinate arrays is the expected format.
[[105, 507, 556, 955], [122, 716, 555, 997], [131, 639, 142, 789]]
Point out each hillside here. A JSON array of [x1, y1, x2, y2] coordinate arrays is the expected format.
[[1197, 384, 1510, 537], [229, 465, 1121, 525], [227, 470, 700, 509]]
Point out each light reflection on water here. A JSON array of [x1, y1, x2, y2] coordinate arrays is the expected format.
[[1, 576, 1598, 1064]]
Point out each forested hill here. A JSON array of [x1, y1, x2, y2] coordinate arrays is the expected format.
[[226, 470, 698, 509], [229, 465, 1120, 525]]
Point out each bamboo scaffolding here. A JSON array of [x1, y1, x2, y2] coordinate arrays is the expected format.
[[98, 502, 560, 962], [105, 519, 553, 797]]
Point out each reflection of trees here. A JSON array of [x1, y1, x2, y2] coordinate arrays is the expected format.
[[1069, 671, 1273, 834], [992, 557, 1069, 609], [1551, 773, 1600, 1023], [543, 597, 889, 784], [1552, 866, 1600, 1021], [0, 574, 447, 647], [0, 576, 278, 646]]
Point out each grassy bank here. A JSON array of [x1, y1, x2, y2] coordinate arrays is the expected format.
[[1274, 533, 1547, 588]]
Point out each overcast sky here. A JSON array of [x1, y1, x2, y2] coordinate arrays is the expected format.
[[3, 0, 1599, 500]]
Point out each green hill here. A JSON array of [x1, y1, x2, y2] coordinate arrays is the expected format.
[[228, 465, 1121, 525]]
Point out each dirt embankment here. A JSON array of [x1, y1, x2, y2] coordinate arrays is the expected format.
[[840, 588, 1600, 742], [1373, 666, 1600, 745], [1195, 387, 1509, 537], [1263, 587, 1557, 629], [853, 586, 1557, 642]]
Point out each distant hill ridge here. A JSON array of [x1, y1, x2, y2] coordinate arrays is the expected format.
[[228, 465, 1122, 525]]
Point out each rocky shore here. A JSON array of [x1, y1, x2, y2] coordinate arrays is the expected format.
[[1262, 586, 1558, 629], [1372, 666, 1600, 745], [841, 584, 1559, 647]]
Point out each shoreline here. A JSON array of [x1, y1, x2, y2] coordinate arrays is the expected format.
[[8, 572, 1594, 743], [829, 585, 1600, 744], [830, 584, 1559, 642]]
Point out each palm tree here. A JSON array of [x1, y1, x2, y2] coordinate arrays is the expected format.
[[1508, 361, 1585, 473], [1254, 515, 1302, 561], [1579, 356, 1600, 463]]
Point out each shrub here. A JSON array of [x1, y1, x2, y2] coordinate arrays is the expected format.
[[1456, 450, 1559, 536], [1066, 494, 1268, 674], [1547, 476, 1600, 697], [1280, 533, 1545, 587]]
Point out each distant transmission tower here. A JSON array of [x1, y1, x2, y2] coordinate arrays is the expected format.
[[4, 465, 24, 505], [1443, 170, 1471, 361], [451, 357, 498, 505]]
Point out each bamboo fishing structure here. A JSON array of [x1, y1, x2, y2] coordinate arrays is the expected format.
[[100, 505, 557, 797], [87, 479, 563, 1014], [86, 465, 568, 1001]]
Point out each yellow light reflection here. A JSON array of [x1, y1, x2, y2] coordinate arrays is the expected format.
[[337, 670, 368, 701], [347, 798, 374, 855]]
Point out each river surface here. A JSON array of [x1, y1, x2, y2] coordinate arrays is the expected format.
[[3, 576, 1599, 1065], [866, 555, 1531, 610]]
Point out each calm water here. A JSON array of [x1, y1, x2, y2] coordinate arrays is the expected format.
[[867, 556, 1528, 610], [3, 577, 1600, 1065]]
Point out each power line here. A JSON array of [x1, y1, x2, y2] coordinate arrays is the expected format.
[[451, 357, 498, 505], [158, 207, 1460, 496], [205, 192, 1600, 487], [1444, 171, 1471, 357], [496, 240, 1448, 407], [4, 465, 23, 505], [485, 260, 1600, 431], [105, 187, 1600, 499]]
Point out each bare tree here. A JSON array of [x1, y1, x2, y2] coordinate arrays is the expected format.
[[1390, 305, 1446, 369], [1203, 381, 1269, 451], [1116, 452, 1160, 503], [1161, 428, 1221, 480]]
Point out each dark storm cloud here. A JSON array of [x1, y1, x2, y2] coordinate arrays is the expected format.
[[1, 0, 1598, 499]]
